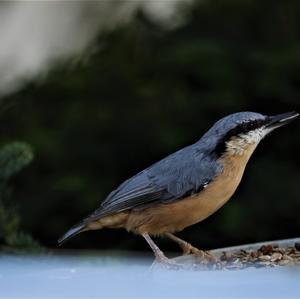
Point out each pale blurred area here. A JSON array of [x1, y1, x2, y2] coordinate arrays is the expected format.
[[1, 254, 299, 298], [0, 0, 193, 97]]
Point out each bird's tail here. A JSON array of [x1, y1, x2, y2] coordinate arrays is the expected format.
[[58, 223, 86, 246]]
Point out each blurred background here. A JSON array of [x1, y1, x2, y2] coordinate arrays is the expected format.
[[0, 0, 299, 254]]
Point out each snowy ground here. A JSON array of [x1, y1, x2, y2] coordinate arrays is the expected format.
[[0, 252, 299, 299]]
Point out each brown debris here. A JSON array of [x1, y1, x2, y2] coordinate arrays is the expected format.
[[178, 242, 300, 271], [214, 242, 300, 270]]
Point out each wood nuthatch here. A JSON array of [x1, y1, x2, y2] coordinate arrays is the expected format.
[[58, 111, 298, 265]]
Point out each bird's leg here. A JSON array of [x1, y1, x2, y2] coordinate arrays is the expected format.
[[165, 233, 216, 262], [142, 233, 182, 269], [142, 233, 168, 262]]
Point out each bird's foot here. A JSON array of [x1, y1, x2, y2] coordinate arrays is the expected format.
[[194, 249, 217, 262], [192, 249, 223, 269], [152, 253, 184, 270], [182, 243, 217, 262]]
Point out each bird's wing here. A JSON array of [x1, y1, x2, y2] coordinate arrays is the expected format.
[[86, 146, 221, 221]]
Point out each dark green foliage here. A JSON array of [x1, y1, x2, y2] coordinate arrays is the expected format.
[[0, 142, 33, 180], [0, 1, 300, 251], [4, 232, 41, 251], [0, 199, 19, 243], [0, 142, 41, 252]]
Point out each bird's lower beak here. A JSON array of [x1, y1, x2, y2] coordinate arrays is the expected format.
[[266, 111, 299, 129]]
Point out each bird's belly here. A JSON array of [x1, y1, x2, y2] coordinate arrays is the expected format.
[[127, 145, 255, 235], [127, 174, 239, 235]]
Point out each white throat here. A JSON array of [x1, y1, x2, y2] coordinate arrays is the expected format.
[[225, 127, 271, 155]]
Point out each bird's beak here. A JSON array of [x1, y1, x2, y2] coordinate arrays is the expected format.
[[266, 111, 299, 129]]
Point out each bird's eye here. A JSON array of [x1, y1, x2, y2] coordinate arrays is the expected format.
[[246, 121, 256, 130]]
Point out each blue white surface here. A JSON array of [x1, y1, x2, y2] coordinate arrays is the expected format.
[[0, 253, 299, 299]]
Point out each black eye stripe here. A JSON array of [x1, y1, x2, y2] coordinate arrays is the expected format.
[[212, 118, 267, 157], [225, 119, 266, 139], [239, 119, 266, 133]]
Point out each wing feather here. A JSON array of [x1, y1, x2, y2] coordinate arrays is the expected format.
[[85, 145, 221, 222]]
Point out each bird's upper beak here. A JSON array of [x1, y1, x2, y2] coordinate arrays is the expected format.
[[266, 111, 299, 129]]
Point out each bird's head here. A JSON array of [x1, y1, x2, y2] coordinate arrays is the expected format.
[[202, 111, 299, 156]]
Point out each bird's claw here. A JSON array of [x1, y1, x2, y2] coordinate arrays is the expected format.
[[194, 249, 217, 262], [152, 255, 184, 270], [182, 244, 218, 263], [182, 244, 209, 257]]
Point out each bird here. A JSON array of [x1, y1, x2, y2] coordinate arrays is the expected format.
[[58, 111, 298, 265]]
